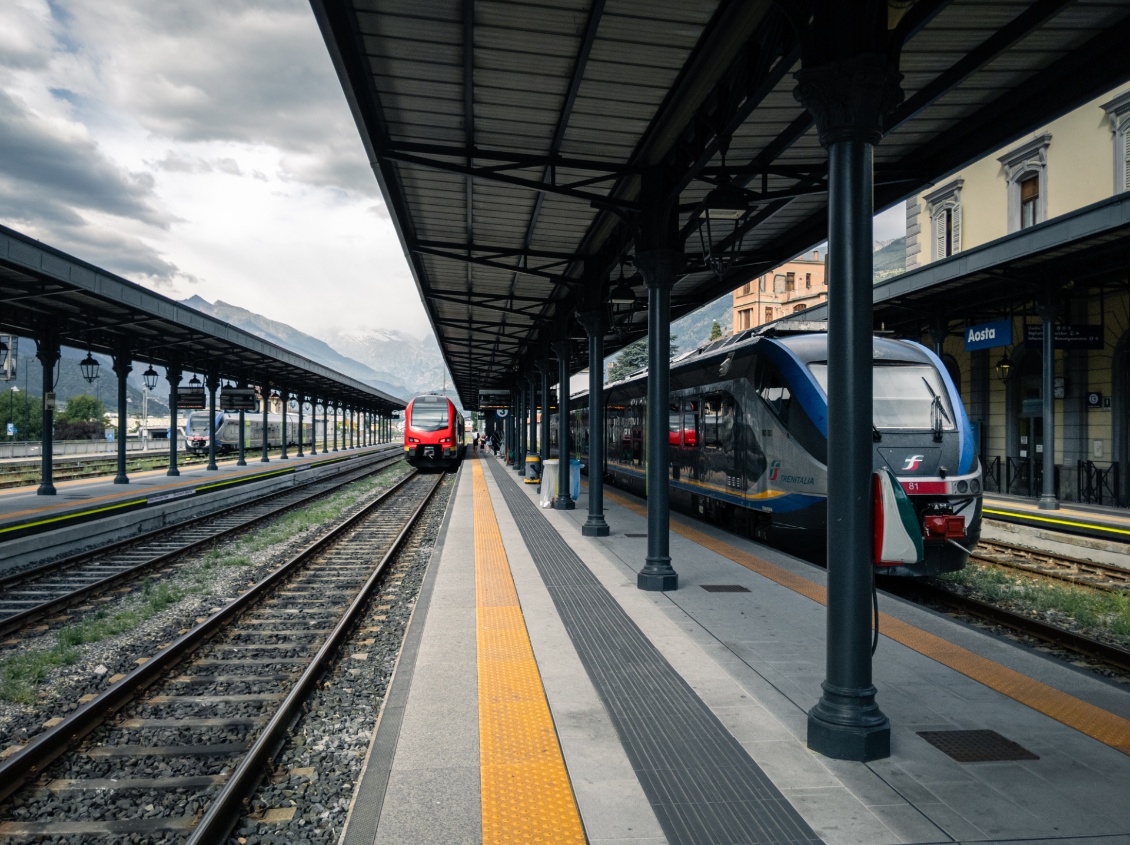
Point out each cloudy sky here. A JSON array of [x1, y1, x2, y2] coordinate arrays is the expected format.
[[0, 0, 432, 340]]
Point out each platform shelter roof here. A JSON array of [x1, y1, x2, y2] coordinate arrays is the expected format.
[[312, 0, 1130, 408], [0, 224, 406, 414]]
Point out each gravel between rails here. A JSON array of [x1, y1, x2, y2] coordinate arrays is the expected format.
[[0, 464, 416, 754]]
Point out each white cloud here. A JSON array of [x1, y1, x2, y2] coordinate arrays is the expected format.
[[0, 0, 430, 341]]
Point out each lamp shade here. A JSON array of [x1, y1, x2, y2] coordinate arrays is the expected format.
[[80, 352, 100, 383]]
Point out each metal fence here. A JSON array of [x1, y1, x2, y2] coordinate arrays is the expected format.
[[1077, 460, 1120, 506], [0, 438, 182, 461]]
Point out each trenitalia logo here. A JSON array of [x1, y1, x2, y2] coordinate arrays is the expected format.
[[902, 454, 925, 471], [769, 460, 781, 481]]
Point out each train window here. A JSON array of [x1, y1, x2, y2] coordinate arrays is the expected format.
[[668, 404, 680, 447], [701, 394, 734, 451], [809, 363, 955, 431], [682, 400, 698, 448], [756, 360, 791, 423], [410, 403, 449, 431]]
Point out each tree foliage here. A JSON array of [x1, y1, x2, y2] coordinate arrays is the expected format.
[[607, 335, 679, 383], [709, 320, 723, 341], [58, 394, 107, 424], [0, 389, 43, 440]]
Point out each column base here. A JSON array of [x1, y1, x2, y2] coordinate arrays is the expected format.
[[261, 457, 270, 463], [807, 682, 890, 761], [235, 461, 245, 467], [167, 469, 180, 477], [113, 476, 129, 485], [553, 496, 575, 510], [582, 519, 610, 537], [206, 465, 218, 472], [637, 559, 677, 591], [1037, 495, 1059, 510], [37, 484, 56, 496]]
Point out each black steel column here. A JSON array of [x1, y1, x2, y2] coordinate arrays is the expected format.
[[579, 310, 609, 535], [113, 348, 132, 484], [795, 52, 901, 762], [205, 369, 219, 471], [540, 361, 553, 461], [1039, 287, 1059, 509], [34, 329, 60, 496], [553, 341, 574, 509], [296, 393, 305, 457], [280, 390, 289, 459], [165, 362, 181, 476], [515, 379, 526, 473], [236, 405, 246, 466], [636, 247, 679, 591], [309, 399, 318, 455], [260, 384, 270, 463], [323, 403, 329, 453], [526, 374, 536, 458], [333, 404, 338, 452]]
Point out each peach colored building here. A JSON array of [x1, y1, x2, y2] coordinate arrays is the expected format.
[[732, 250, 827, 332]]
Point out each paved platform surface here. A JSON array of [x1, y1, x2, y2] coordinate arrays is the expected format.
[[344, 452, 1130, 845]]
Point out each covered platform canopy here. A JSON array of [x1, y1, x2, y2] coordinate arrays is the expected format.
[[313, 0, 1130, 406], [315, 0, 1130, 763], [0, 223, 405, 416]]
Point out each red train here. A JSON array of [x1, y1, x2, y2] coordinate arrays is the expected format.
[[403, 394, 465, 470]]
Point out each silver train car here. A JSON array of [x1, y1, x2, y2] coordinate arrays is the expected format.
[[184, 411, 313, 456]]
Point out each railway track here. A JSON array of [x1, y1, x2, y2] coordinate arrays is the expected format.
[[0, 449, 404, 642], [970, 539, 1130, 592], [0, 468, 444, 842]]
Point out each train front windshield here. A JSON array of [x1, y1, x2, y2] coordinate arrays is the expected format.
[[410, 404, 449, 432], [187, 416, 212, 434], [808, 363, 955, 431]]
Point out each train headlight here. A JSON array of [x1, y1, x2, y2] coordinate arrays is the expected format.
[[970, 479, 980, 494], [956, 480, 968, 493], [408, 436, 419, 443], [441, 437, 451, 443]]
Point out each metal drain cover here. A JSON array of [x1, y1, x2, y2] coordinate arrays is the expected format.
[[701, 584, 750, 593], [624, 533, 648, 537], [917, 730, 1039, 762]]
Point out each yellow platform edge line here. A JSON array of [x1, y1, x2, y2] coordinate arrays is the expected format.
[[982, 507, 1130, 536], [472, 458, 586, 844], [604, 488, 1130, 756]]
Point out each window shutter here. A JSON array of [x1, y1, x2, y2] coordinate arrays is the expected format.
[[1123, 129, 1130, 192], [951, 203, 962, 254], [934, 211, 946, 259]]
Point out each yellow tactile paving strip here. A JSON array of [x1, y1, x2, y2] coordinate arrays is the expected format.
[[604, 488, 1130, 756], [472, 458, 586, 844]]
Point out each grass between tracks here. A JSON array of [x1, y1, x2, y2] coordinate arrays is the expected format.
[[937, 563, 1130, 646], [0, 465, 408, 704]]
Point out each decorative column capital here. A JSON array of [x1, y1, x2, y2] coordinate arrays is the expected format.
[[551, 339, 572, 359], [635, 249, 684, 290], [576, 310, 603, 336], [112, 353, 132, 378], [793, 54, 903, 148]]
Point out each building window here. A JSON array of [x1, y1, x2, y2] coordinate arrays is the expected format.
[[1101, 90, 1130, 194], [924, 178, 963, 261], [765, 306, 774, 322], [1020, 175, 1039, 229], [785, 272, 795, 292], [793, 304, 806, 313], [999, 134, 1050, 234], [758, 275, 766, 292], [741, 281, 751, 295], [805, 273, 811, 289]]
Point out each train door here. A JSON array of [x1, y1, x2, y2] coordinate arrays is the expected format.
[[1013, 360, 1043, 496]]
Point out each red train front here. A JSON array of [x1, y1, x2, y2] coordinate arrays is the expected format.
[[403, 395, 465, 470]]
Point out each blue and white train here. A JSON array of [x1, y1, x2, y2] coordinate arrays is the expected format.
[[184, 411, 313, 456], [568, 328, 982, 576]]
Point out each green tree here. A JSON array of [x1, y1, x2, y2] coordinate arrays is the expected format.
[[709, 320, 723, 341], [607, 335, 679, 383], [1, 388, 43, 440], [55, 394, 107, 441]]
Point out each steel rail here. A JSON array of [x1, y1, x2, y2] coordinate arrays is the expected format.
[[0, 453, 403, 640], [0, 468, 422, 803], [971, 539, 1130, 592], [187, 471, 445, 843], [906, 581, 1130, 674]]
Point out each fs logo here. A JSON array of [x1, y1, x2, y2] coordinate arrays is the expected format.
[[769, 460, 781, 481], [901, 454, 926, 472]]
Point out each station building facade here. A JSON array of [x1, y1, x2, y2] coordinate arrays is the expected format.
[[898, 80, 1130, 506], [732, 250, 827, 333]]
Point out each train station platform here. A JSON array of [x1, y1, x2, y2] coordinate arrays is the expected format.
[[982, 493, 1130, 547], [343, 451, 1130, 845], [0, 445, 393, 573]]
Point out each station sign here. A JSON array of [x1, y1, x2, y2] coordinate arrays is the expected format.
[[963, 319, 1011, 351], [176, 386, 206, 409], [220, 387, 258, 411], [1023, 323, 1103, 350]]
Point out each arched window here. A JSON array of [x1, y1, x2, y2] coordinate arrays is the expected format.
[[999, 135, 1050, 234], [793, 304, 807, 313]]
